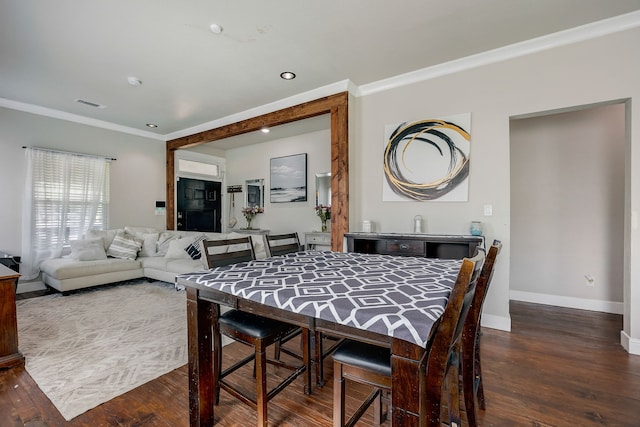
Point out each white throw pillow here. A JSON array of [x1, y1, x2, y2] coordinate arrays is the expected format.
[[85, 228, 122, 251], [164, 236, 197, 259], [70, 238, 108, 261], [156, 231, 178, 257], [107, 232, 144, 260], [124, 226, 159, 235], [138, 232, 159, 257], [124, 227, 160, 257]]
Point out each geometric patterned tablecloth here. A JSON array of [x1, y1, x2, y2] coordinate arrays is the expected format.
[[178, 251, 462, 348]]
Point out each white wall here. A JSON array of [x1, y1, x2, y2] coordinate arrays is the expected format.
[[0, 108, 166, 258], [510, 103, 626, 312], [224, 129, 331, 237], [353, 26, 640, 348]]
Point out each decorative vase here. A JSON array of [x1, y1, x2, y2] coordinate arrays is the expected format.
[[246, 217, 253, 229], [470, 221, 482, 236], [321, 219, 327, 232]]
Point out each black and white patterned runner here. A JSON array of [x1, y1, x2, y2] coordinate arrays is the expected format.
[[178, 251, 462, 348]]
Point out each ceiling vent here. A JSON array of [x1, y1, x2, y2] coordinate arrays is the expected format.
[[75, 99, 106, 109]]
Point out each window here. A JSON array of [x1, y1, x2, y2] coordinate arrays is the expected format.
[[21, 148, 110, 279], [178, 158, 220, 177]]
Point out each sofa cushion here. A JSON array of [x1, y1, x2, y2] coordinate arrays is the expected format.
[[156, 231, 179, 257], [138, 232, 160, 257], [139, 256, 172, 271], [165, 258, 207, 274], [124, 226, 160, 257], [124, 226, 159, 235], [85, 228, 123, 251], [165, 235, 203, 259], [107, 232, 144, 260], [70, 238, 108, 261], [40, 257, 141, 280], [140, 256, 205, 274]]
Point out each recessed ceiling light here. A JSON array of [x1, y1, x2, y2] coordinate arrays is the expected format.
[[280, 71, 296, 80], [210, 23, 223, 34], [127, 77, 142, 86], [261, 127, 270, 133], [146, 123, 158, 128]]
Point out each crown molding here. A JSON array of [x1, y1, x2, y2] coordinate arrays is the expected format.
[[0, 97, 165, 140], [357, 10, 640, 97]]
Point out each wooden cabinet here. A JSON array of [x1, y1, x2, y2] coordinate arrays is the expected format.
[[0, 264, 24, 369], [345, 232, 483, 260]]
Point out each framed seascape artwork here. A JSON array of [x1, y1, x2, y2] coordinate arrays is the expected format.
[[382, 113, 471, 202], [270, 153, 307, 203]]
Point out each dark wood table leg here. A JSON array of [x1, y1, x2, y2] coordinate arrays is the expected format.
[[390, 339, 424, 427], [187, 288, 214, 427], [301, 327, 312, 395]]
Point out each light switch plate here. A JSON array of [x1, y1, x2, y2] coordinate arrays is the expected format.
[[483, 204, 493, 216]]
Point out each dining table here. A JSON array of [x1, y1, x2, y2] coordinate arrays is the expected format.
[[176, 250, 463, 427]]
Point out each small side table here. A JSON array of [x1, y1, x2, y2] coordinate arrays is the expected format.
[[0, 251, 20, 273], [0, 263, 24, 369], [305, 231, 331, 251]]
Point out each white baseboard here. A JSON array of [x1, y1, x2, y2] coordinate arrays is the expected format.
[[621, 331, 640, 355], [480, 313, 511, 332], [510, 290, 623, 314], [16, 280, 47, 294]]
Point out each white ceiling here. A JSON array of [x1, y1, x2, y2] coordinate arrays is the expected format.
[[1, 0, 640, 143]]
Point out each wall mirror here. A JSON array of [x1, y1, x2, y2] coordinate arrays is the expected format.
[[315, 172, 331, 207], [245, 178, 264, 208]]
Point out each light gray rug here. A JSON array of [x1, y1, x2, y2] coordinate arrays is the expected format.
[[16, 280, 187, 420]]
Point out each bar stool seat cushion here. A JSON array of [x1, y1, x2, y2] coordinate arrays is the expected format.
[[332, 340, 391, 377], [220, 310, 299, 340]]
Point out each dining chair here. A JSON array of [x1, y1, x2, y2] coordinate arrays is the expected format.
[[461, 239, 502, 427], [331, 250, 485, 427], [265, 231, 342, 387], [202, 237, 311, 427], [265, 232, 302, 257]]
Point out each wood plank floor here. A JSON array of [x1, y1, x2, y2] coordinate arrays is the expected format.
[[1, 301, 639, 426]]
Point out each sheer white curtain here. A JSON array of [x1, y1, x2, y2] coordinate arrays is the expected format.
[[21, 148, 110, 280]]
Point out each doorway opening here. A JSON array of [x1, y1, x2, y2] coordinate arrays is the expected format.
[[509, 101, 627, 325]]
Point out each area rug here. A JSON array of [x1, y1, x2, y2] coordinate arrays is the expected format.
[[16, 280, 187, 420]]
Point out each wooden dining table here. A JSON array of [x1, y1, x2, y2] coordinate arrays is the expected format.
[[176, 250, 462, 426]]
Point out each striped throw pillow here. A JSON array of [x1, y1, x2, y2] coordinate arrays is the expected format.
[[107, 232, 144, 260]]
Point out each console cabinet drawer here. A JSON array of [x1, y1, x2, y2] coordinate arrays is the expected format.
[[345, 233, 483, 260], [386, 240, 426, 256]]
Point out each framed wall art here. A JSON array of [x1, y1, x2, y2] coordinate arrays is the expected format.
[[270, 153, 307, 203], [382, 113, 471, 202]]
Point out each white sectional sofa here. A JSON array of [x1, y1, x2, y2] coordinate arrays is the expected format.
[[39, 226, 268, 294]]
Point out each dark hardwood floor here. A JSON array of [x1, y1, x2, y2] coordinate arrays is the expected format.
[[1, 301, 639, 426]]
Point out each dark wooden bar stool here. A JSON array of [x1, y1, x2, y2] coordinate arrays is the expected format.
[[266, 232, 343, 387], [332, 250, 485, 427], [202, 237, 311, 427], [461, 240, 502, 427], [265, 232, 302, 256]]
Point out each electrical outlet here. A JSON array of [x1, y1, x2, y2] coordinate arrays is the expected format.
[[585, 274, 595, 287]]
